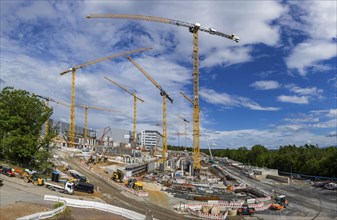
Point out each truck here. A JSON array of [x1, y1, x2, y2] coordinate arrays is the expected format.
[[45, 181, 74, 194], [74, 181, 94, 193]]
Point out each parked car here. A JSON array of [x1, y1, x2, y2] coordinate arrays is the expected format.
[[1, 167, 16, 177]]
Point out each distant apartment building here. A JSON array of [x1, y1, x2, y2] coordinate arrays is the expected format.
[[141, 130, 162, 149]]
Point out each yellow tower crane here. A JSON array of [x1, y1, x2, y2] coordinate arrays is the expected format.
[[80, 105, 119, 145], [87, 14, 239, 174], [153, 135, 162, 158], [59, 47, 152, 147], [104, 76, 144, 147], [35, 94, 118, 146], [180, 91, 193, 105], [176, 114, 190, 151], [127, 57, 173, 162], [34, 94, 55, 136]]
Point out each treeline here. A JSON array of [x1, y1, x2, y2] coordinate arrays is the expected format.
[[168, 144, 337, 178]]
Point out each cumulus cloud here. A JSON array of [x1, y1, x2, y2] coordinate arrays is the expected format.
[[285, 40, 337, 76], [283, 1, 337, 75], [200, 88, 279, 111], [250, 80, 281, 90]]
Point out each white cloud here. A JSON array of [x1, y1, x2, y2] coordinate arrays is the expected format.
[[250, 80, 281, 90], [285, 84, 324, 101], [283, 113, 319, 123], [287, 85, 322, 96], [310, 119, 336, 129], [200, 88, 279, 111], [311, 109, 337, 118], [326, 131, 337, 137], [284, 1, 337, 76], [286, 40, 337, 76], [203, 125, 335, 149], [277, 95, 309, 104]]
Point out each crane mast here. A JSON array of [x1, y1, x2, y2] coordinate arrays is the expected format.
[[104, 76, 144, 147], [60, 47, 151, 147], [87, 14, 239, 175], [35, 94, 53, 136], [176, 114, 190, 151], [127, 56, 173, 162], [80, 105, 118, 143]]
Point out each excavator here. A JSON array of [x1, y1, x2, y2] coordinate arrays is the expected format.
[[22, 171, 44, 186], [124, 178, 144, 191], [112, 169, 124, 182]]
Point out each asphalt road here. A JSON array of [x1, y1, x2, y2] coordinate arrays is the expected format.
[[59, 152, 195, 220], [221, 164, 337, 219]]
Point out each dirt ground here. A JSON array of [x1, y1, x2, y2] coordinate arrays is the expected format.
[[0, 202, 128, 220], [88, 160, 172, 208], [0, 202, 52, 220]]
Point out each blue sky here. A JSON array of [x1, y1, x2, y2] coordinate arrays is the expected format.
[[1, 0, 336, 149]]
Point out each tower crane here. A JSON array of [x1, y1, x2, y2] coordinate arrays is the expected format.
[[34, 94, 55, 136], [87, 14, 239, 174], [204, 133, 214, 163], [59, 47, 151, 147], [153, 135, 162, 158], [104, 76, 144, 148], [176, 114, 190, 151], [180, 92, 193, 105], [35, 94, 118, 146], [127, 56, 173, 162], [80, 105, 118, 144]]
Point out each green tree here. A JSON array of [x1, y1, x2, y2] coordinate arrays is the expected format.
[[0, 87, 55, 170]]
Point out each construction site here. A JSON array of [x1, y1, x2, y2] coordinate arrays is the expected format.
[[1, 12, 337, 220]]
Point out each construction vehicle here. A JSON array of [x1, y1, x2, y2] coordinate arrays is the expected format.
[[237, 204, 255, 215], [112, 169, 124, 182], [270, 194, 289, 210], [124, 178, 144, 191], [69, 170, 87, 183], [74, 181, 94, 193], [86, 155, 96, 165], [22, 171, 44, 186], [59, 48, 151, 147], [45, 181, 74, 194]]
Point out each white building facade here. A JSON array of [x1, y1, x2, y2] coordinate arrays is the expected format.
[[141, 130, 162, 149]]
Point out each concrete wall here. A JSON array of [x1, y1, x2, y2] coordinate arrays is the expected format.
[[266, 174, 290, 184]]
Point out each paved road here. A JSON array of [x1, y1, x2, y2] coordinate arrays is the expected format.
[[221, 164, 337, 219], [59, 151, 194, 220]]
